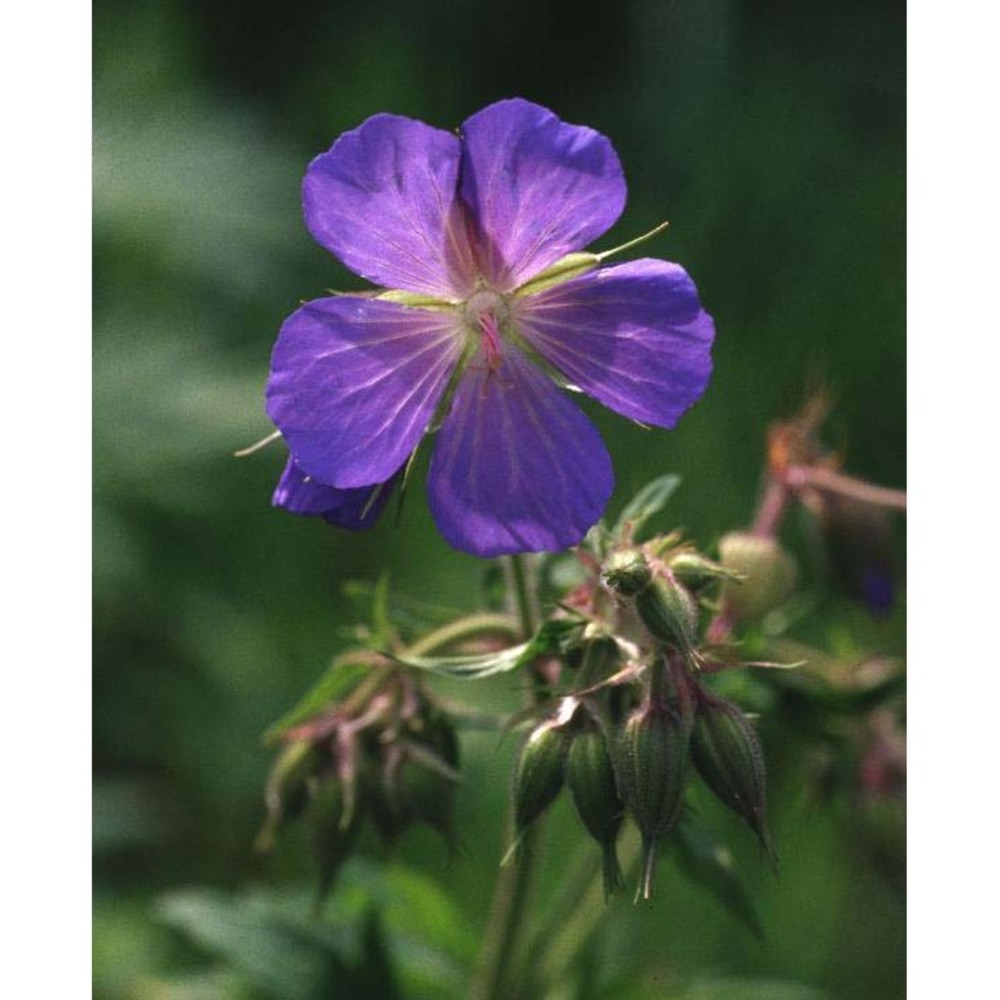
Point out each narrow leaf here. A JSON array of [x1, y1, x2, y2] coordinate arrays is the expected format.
[[614, 474, 682, 541]]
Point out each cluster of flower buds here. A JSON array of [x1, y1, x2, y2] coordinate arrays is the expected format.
[[257, 667, 460, 907], [585, 544, 776, 898], [510, 686, 627, 899]]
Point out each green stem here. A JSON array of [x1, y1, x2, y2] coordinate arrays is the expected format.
[[404, 612, 521, 657], [507, 553, 539, 638], [471, 555, 542, 1000]]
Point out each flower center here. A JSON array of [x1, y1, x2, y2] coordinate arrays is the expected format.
[[463, 290, 508, 371]]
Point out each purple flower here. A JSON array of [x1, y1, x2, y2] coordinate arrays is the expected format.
[[267, 98, 714, 557]]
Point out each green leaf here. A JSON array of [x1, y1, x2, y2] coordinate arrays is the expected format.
[[263, 659, 371, 743], [614, 474, 682, 541], [391, 618, 584, 680], [671, 821, 765, 941], [156, 888, 355, 1000]]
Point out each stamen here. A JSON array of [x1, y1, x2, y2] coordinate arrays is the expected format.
[[234, 429, 282, 457]]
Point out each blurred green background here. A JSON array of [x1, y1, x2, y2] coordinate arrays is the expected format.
[[93, 0, 905, 996]]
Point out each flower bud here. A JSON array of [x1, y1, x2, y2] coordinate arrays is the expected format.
[[718, 532, 797, 624], [614, 702, 690, 899], [255, 739, 320, 853], [513, 717, 572, 836], [568, 725, 625, 897], [601, 548, 653, 597], [668, 550, 745, 592], [363, 740, 411, 846], [576, 634, 623, 688], [691, 692, 777, 869], [634, 574, 701, 664]]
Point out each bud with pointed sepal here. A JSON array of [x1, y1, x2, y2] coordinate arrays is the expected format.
[[255, 739, 321, 853], [601, 548, 653, 597], [614, 686, 691, 900], [567, 722, 626, 897], [690, 689, 778, 870], [668, 550, 746, 592], [512, 708, 575, 840], [634, 572, 702, 668]]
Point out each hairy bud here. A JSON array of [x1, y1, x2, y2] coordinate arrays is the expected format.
[[513, 716, 573, 837], [567, 725, 626, 897], [634, 574, 701, 666], [601, 548, 653, 596], [614, 701, 690, 899], [668, 550, 746, 592], [691, 692, 777, 869], [256, 739, 320, 853]]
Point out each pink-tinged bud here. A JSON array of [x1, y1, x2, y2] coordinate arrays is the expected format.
[[513, 717, 572, 836], [567, 725, 626, 897], [614, 702, 690, 900], [691, 692, 777, 869], [255, 739, 321, 854], [718, 532, 797, 624]]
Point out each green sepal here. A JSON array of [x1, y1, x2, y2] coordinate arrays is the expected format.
[[690, 694, 777, 869], [635, 576, 701, 664], [614, 703, 691, 898], [374, 289, 456, 310], [567, 727, 625, 897], [513, 718, 573, 835], [513, 252, 599, 297]]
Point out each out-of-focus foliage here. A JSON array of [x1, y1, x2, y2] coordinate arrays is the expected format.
[[94, 0, 904, 997]]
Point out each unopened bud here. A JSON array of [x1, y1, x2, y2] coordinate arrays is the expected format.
[[602, 548, 653, 596], [668, 550, 746, 591], [718, 532, 797, 624], [568, 725, 625, 897], [577, 634, 623, 688], [255, 739, 320, 853], [614, 703, 690, 900], [634, 574, 701, 664], [513, 717, 572, 836], [691, 692, 777, 869]]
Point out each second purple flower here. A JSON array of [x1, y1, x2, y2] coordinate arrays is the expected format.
[[266, 98, 715, 557]]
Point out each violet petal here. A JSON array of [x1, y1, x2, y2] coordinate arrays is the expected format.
[[266, 296, 462, 488], [459, 99, 625, 293], [427, 347, 613, 556], [272, 457, 395, 529], [303, 114, 476, 298], [517, 258, 715, 429]]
